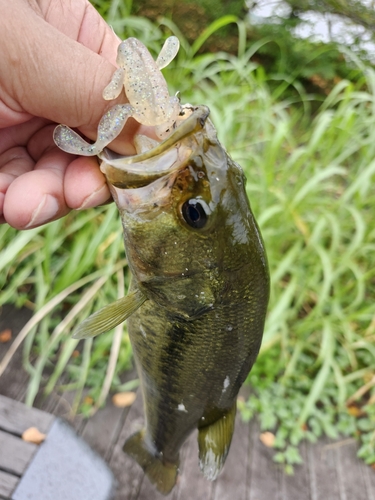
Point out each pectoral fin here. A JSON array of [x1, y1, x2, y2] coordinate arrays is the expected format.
[[72, 289, 146, 339], [198, 402, 236, 481]]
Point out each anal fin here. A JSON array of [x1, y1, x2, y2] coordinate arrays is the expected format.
[[123, 429, 179, 495], [198, 402, 236, 481]]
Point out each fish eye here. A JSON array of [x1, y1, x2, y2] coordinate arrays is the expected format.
[[181, 200, 208, 229]]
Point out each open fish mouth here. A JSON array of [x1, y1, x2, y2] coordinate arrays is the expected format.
[[99, 105, 210, 189]]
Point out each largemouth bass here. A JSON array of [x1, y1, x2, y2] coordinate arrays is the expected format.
[[54, 37, 269, 495]]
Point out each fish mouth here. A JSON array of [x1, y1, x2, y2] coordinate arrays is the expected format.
[[99, 105, 210, 189]]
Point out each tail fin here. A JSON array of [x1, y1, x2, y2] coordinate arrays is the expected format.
[[123, 430, 179, 495]]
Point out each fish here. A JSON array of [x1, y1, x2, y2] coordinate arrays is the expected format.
[[54, 38, 269, 495]]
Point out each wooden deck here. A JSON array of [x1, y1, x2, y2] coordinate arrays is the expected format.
[[0, 395, 54, 498], [1, 304, 375, 500]]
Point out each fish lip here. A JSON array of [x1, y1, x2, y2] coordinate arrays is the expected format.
[[99, 105, 210, 188]]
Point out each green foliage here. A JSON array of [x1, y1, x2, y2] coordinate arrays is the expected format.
[[247, 23, 365, 95], [130, 0, 244, 53], [224, 61, 375, 467], [132, 0, 246, 28], [285, 0, 375, 31], [1, 0, 375, 468], [0, 206, 133, 411], [246, 0, 375, 96]]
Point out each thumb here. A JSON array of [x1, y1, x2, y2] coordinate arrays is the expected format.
[[1, 0, 138, 154]]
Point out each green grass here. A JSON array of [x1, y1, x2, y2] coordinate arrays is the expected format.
[[1, 4, 375, 466]]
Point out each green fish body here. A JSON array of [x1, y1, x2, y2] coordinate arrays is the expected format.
[[74, 106, 269, 494]]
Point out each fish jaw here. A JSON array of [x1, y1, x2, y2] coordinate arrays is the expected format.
[[99, 105, 209, 188], [101, 104, 268, 321]]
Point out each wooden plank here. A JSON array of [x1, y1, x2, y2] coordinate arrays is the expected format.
[[0, 395, 54, 436], [213, 414, 250, 500], [175, 432, 214, 500], [34, 384, 71, 415], [0, 306, 33, 349], [365, 465, 375, 500], [308, 437, 341, 500], [39, 389, 79, 423], [280, 440, 311, 500], [247, 420, 281, 500], [81, 399, 131, 460], [110, 393, 145, 500], [0, 306, 33, 402], [0, 430, 36, 476], [0, 469, 19, 499], [335, 438, 369, 500], [37, 386, 92, 441]]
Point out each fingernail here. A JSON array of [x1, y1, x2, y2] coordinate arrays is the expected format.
[[26, 194, 59, 228], [77, 184, 109, 210]]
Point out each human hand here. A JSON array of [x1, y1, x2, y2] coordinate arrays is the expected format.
[[0, 0, 143, 229]]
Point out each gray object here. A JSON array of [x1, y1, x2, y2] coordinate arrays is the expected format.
[[12, 418, 115, 500]]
